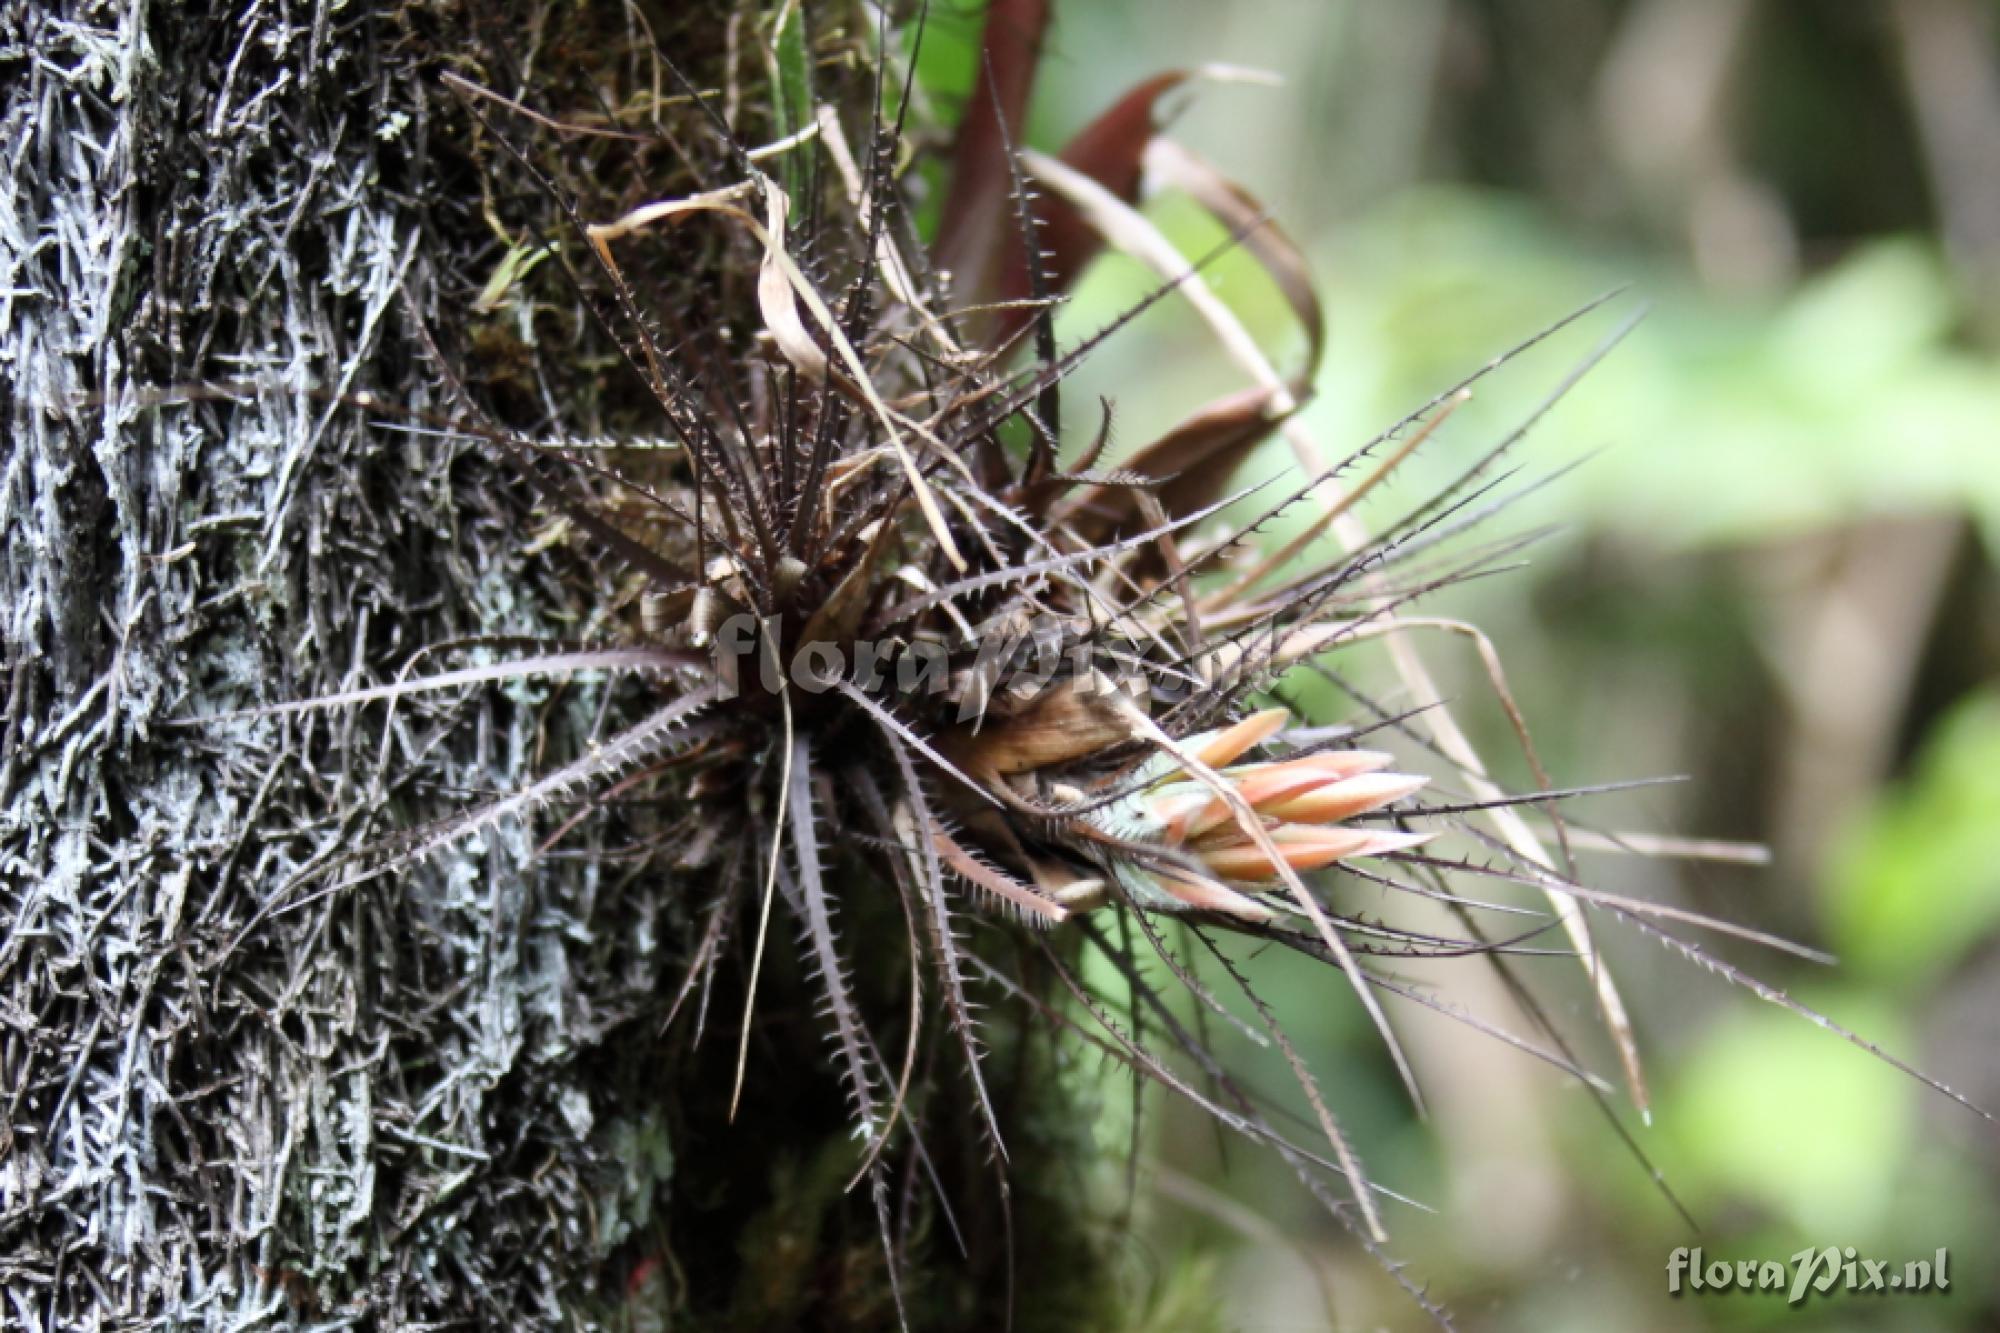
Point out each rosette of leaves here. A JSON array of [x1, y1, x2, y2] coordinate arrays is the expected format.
[[195, 2, 1992, 1327]]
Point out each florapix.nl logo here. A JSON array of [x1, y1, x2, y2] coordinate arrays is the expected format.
[[704, 609, 1204, 718], [1668, 1246, 1950, 1306]]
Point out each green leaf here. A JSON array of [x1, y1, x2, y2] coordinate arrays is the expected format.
[[471, 241, 550, 315], [768, 0, 814, 206]]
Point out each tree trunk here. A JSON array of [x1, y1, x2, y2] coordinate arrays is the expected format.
[[7, 3, 1116, 1327]]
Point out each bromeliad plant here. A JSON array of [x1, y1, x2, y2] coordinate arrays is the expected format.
[[200, 1, 1992, 1326]]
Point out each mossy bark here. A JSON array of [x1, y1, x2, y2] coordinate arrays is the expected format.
[[0, 1, 1130, 1326]]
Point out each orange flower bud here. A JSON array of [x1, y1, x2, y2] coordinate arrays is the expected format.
[[1149, 752, 1418, 844], [1260, 771, 1428, 824], [1149, 868, 1277, 921], [1199, 827, 1432, 881], [1186, 707, 1290, 768]]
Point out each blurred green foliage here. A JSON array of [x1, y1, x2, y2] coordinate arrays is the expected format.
[[1830, 691, 2000, 983], [911, 1, 1998, 1327]]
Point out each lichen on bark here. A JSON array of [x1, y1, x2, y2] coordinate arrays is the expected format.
[[2, 2, 1131, 1327]]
